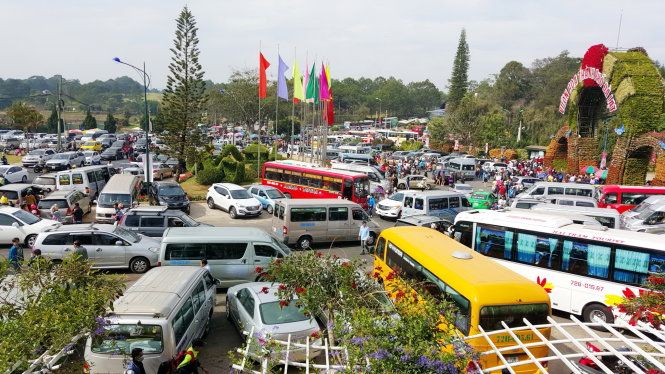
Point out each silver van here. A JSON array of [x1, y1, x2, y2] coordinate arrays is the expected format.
[[518, 182, 596, 199], [541, 194, 598, 208], [159, 227, 291, 288], [84, 266, 216, 373], [272, 198, 380, 250], [620, 195, 665, 222], [621, 199, 665, 233], [400, 190, 471, 221], [96, 174, 143, 222], [531, 203, 620, 229], [56, 165, 114, 198], [446, 157, 476, 180]]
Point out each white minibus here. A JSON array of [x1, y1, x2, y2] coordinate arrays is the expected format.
[[518, 182, 596, 199], [96, 174, 143, 222], [84, 266, 216, 373], [453, 209, 664, 323], [55, 165, 114, 198], [330, 162, 389, 193]]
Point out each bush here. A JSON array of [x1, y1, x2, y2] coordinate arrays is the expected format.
[[243, 143, 269, 161], [516, 148, 529, 160], [196, 167, 225, 185], [397, 139, 423, 151], [221, 144, 244, 161], [504, 149, 517, 160], [488, 148, 502, 159]]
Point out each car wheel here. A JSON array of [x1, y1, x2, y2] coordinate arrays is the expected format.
[[129, 256, 150, 274], [207, 198, 216, 209], [296, 236, 312, 250], [583, 303, 614, 324], [397, 183, 406, 189], [366, 233, 377, 247], [424, 184, 432, 190], [25, 234, 37, 248], [266, 205, 273, 214], [229, 207, 237, 219], [21, 175, 27, 183]]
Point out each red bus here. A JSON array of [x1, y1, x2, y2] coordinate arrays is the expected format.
[[596, 185, 665, 213], [262, 161, 370, 208]]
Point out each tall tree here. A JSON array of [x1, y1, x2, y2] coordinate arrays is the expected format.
[[6, 102, 44, 136], [162, 6, 207, 174], [46, 105, 58, 133], [447, 29, 470, 110], [81, 108, 97, 130], [104, 111, 117, 133], [494, 61, 533, 109]]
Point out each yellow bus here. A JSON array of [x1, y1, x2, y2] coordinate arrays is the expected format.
[[373, 227, 551, 373]]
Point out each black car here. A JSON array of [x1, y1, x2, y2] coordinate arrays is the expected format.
[[148, 181, 190, 213], [101, 147, 123, 161]]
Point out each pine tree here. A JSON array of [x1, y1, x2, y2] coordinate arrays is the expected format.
[[104, 112, 117, 133], [162, 6, 207, 174], [81, 109, 97, 130], [46, 105, 59, 133], [447, 29, 470, 110]]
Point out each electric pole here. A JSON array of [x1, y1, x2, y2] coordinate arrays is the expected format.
[[56, 75, 64, 151]]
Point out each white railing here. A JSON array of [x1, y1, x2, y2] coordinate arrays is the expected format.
[[6, 333, 88, 374]]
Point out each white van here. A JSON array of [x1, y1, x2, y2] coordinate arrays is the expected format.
[[518, 182, 596, 199], [330, 162, 389, 193], [446, 157, 476, 180], [531, 204, 620, 229], [272, 198, 380, 250], [376, 190, 471, 222], [620, 195, 665, 221], [84, 266, 216, 373], [159, 227, 292, 287], [620, 199, 665, 233], [55, 165, 114, 198], [96, 174, 143, 223]]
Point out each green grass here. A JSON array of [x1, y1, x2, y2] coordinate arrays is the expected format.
[[180, 177, 210, 199]]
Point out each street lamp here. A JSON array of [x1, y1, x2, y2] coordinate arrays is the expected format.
[[113, 57, 152, 185], [375, 98, 382, 127]]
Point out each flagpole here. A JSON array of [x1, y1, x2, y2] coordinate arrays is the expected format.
[[257, 41, 262, 178], [290, 47, 296, 157]]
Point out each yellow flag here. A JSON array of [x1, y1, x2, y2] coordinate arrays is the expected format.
[[292, 60, 304, 102], [325, 64, 332, 89]]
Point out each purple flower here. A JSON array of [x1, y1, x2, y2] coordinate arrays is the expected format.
[[349, 336, 369, 346], [368, 349, 389, 360]]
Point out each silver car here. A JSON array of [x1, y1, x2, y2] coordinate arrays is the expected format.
[[226, 282, 322, 360], [37, 190, 91, 223], [34, 224, 160, 273]]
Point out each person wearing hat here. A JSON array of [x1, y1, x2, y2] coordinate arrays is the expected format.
[[125, 347, 146, 374], [176, 338, 208, 374]]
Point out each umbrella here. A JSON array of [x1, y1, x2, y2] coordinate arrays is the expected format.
[[585, 165, 597, 174], [595, 169, 608, 179]]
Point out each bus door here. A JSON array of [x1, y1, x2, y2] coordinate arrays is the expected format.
[[343, 180, 353, 200]]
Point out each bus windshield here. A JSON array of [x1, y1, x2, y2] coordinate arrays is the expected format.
[[353, 177, 369, 198], [480, 304, 549, 330]]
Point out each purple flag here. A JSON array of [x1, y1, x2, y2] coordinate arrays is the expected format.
[[277, 55, 289, 100], [319, 63, 330, 100]]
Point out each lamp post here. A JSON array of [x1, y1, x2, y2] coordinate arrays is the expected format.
[[113, 57, 152, 185], [375, 97, 382, 127]]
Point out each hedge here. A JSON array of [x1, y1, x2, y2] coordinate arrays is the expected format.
[[243, 143, 270, 161], [196, 167, 225, 185]]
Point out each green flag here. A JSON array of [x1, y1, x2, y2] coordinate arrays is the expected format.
[[305, 63, 318, 104]]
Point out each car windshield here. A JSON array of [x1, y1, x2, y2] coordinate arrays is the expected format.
[[13, 209, 41, 224], [178, 214, 199, 226], [37, 199, 68, 210], [259, 300, 309, 325], [83, 151, 95, 156], [91, 324, 163, 354], [480, 303, 549, 331], [84, 142, 96, 146], [353, 177, 370, 198], [158, 185, 184, 196], [471, 193, 488, 200], [97, 193, 132, 208], [389, 193, 403, 202], [637, 207, 655, 220], [271, 237, 291, 256], [52, 154, 70, 160], [230, 189, 252, 199], [33, 176, 55, 185], [265, 189, 285, 199], [113, 226, 140, 243]]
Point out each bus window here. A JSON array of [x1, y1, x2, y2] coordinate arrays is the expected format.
[[376, 237, 386, 260], [613, 248, 665, 285], [531, 187, 545, 196], [562, 241, 610, 278], [414, 198, 424, 210], [59, 174, 71, 186], [429, 198, 448, 210], [291, 207, 326, 222], [449, 197, 460, 208], [480, 304, 548, 330], [604, 192, 618, 204], [353, 178, 369, 198], [516, 234, 559, 268], [547, 187, 564, 195], [621, 193, 647, 205], [475, 226, 513, 260]]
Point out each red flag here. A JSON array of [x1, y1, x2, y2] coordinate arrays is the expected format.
[[325, 89, 335, 125], [259, 52, 270, 98]]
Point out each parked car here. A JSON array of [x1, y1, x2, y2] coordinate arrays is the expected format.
[[100, 147, 123, 161], [119, 206, 210, 237], [396, 175, 435, 190], [226, 282, 322, 361], [468, 191, 498, 209], [206, 183, 262, 218], [395, 214, 453, 234], [452, 183, 473, 197], [0, 165, 29, 184], [152, 163, 173, 181], [81, 141, 103, 152], [21, 148, 56, 168], [45, 152, 85, 171], [99, 138, 114, 149], [82, 151, 102, 165], [35, 224, 160, 273], [0, 184, 45, 206], [247, 185, 287, 214], [0, 206, 60, 246], [37, 190, 91, 223], [32, 173, 57, 192], [148, 181, 190, 213]]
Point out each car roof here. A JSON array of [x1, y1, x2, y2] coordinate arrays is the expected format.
[[546, 194, 596, 201], [42, 223, 115, 233], [397, 215, 447, 225], [41, 190, 78, 199], [0, 183, 37, 192], [247, 185, 278, 191], [212, 183, 247, 191], [154, 181, 180, 188], [231, 282, 284, 304], [163, 227, 272, 242]]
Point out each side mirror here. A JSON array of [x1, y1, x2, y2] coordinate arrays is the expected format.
[[115, 240, 124, 246], [11, 222, 19, 228]]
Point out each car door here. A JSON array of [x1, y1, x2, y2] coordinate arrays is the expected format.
[[0, 213, 22, 244], [140, 216, 166, 237], [67, 232, 94, 261], [206, 242, 252, 287], [237, 288, 256, 333], [92, 232, 126, 266], [214, 186, 230, 211], [327, 206, 350, 241], [252, 242, 284, 268]]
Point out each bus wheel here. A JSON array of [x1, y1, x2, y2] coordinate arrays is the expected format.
[[583, 303, 614, 324], [297, 236, 312, 250]]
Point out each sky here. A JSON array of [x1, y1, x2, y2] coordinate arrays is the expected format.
[[2, 0, 664, 91]]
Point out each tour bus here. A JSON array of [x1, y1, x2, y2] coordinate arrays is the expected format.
[[452, 209, 664, 323], [84, 266, 216, 373], [446, 157, 476, 181], [374, 227, 551, 373], [330, 162, 389, 193], [55, 165, 114, 198], [339, 153, 378, 166], [262, 160, 370, 208], [595, 185, 665, 213]]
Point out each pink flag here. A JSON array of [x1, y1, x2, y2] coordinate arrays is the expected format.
[[319, 63, 330, 101]]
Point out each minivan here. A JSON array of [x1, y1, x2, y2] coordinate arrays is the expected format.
[[159, 227, 291, 287], [272, 198, 380, 250], [620, 195, 665, 222], [84, 266, 216, 373], [330, 162, 389, 193], [446, 157, 476, 180], [620, 199, 665, 233], [375, 190, 471, 221], [96, 174, 143, 223], [120, 206, 211, 237], [56, 165, 114, 198], [518, 182, 596, 199], [531, 203, 621, 229]]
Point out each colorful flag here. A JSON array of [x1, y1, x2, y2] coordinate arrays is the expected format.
[[325, 89, 335, 125], [258, 52, 270, 99], [292, 61, 304, 103], [319, 64, 330, 101], [277, 55, 289, 100], [325, 64, 332, 88], [305, 63, 319, 104]]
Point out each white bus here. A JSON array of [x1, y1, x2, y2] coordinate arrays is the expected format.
[[452, 209, 664, 323]]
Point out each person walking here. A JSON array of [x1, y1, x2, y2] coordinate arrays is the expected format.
[[71, 240, 88, 261], [7, 237, 21, 271], [200, 259, 211, 273], [125, 348, 146, 374], [176, 339, 209, 374], [359, 221, 370, 255], [71, 203, 84, 224], [367, 194, 376, 217]]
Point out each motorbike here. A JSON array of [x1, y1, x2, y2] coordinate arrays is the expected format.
[[573, 342, 662, 374]]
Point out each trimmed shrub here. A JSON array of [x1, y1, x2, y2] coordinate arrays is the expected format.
[[221, 144, 244, 161], [196, 167, 225, 185], [488, 148, 503, 159], [243, 143, 270, 161]]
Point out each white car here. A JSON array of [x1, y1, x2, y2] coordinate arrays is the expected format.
[[22, 148, 56, 167], [375, 192, 405, 219], [453, 183, 473, 197], [0, 165, 29, 184], [206, 183, 262, 219], [0, 206, 61, 247], [82, 151, 102, 165]]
